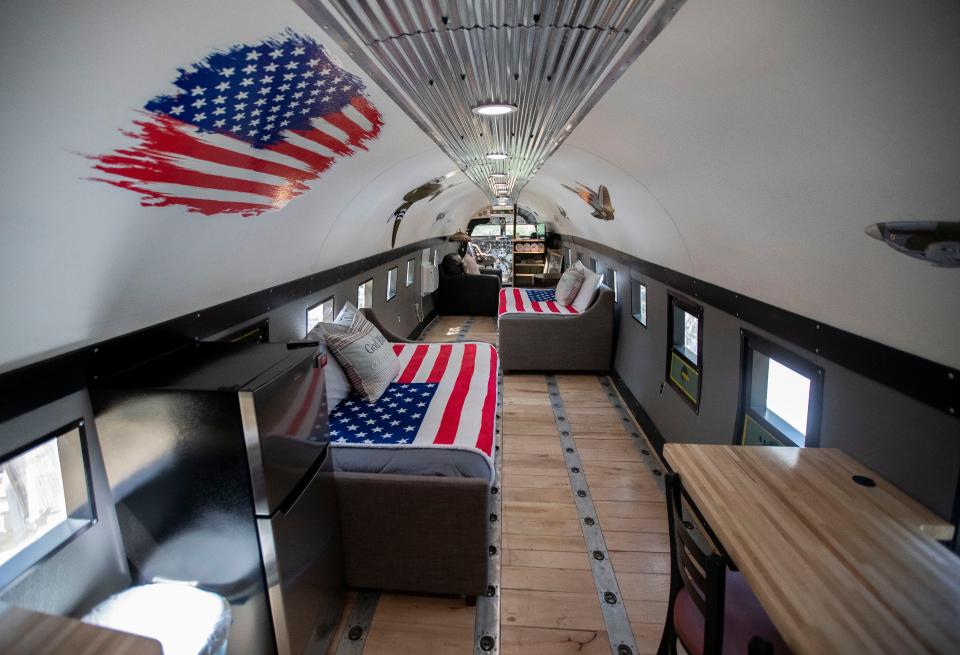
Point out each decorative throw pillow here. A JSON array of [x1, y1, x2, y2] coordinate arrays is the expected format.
[[462, 254, 481, 275], [555, 267, 585, 305], [306, 322, 351, 410], [572, 262, 602, 312], [312, 303, 400, 402]]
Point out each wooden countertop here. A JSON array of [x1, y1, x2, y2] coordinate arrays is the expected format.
[[663, 444, 960, 655], [0, 602, 162, 655]]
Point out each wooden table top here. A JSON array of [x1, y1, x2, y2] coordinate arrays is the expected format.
[[663, 444, 960, 655], [0, 602, 162, 655]]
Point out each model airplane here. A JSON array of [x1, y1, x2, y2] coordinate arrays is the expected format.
[[866, 221, 960, 267], [562, 182, 615, 220], [389, 175, 461, 246]]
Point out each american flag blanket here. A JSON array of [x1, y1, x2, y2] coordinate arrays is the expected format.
[[327, 342, 498, 482], [498, 287, 579, 317]]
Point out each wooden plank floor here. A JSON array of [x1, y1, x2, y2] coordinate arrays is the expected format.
[[333, 317, 669, 655], [418, 315, 499, 345]]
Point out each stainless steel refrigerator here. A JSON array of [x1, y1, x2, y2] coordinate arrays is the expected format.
[[93, 341, 342, 655]]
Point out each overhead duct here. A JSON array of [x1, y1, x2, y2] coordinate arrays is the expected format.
[[297, 0, 686, 203]]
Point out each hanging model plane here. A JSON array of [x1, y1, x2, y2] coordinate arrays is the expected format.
[[562, 182, 615, 220]]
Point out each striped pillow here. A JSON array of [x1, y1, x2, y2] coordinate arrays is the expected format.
[[315, 303, 400, 402], [555, 268, 585, 305]]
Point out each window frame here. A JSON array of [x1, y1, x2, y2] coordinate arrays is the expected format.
[[734, 331, 824, 448], [564, 247, 572, 269], [386, 267, 398, 302], [357, 278, 374, 309], [590, 257, 599, 274], [631, 278, 648, 327], [665, 294, 704, 412], [603, 268, 619, 303], [0, 419, 97, 589], [405, 258, 416, 287], [305, 296, 335, 334]]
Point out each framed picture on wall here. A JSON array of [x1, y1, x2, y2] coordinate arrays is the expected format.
[[543, 249, 563, 274]]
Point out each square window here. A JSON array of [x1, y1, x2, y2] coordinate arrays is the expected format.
[[405, 259, 415, 287], [564, 247, 572, 268], [590, 257, 599, 274], [306, 297, 334, 334], [603, 269, 619, 302], [576, 252, 583, 263], [631, 279, 647, 326], [766, 359, 811, 435], [386, 267, 398, 301], [737, 332, 823, 448], [666, 295, 703, 411], [0, 422, 95, 588], [357, 278, 374, 309]]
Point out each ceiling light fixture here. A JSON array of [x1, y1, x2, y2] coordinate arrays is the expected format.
[[472, 103, 518, 116], [497, 198, 508, 205], [486, 153, 508, 160]]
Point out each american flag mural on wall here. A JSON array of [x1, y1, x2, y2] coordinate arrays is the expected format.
[[89, 30, 382, 216]]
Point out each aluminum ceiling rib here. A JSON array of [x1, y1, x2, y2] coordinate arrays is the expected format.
[[299, 0, 681, 203]]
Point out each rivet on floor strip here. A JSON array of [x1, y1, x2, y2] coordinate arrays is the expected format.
[[546, 374, 639, 655]]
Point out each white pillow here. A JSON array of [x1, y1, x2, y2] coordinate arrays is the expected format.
[[571, 262, 602, 312], [312, 303, 400, 402], [305, 322, 350, 410], [462, 254, 481, 275]]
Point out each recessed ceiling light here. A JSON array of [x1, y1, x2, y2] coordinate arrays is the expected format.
[[490, 173, 507, 180], [497, 198, 508, 205], [472, 103, 518, 116], [486, 153, 508, 160]]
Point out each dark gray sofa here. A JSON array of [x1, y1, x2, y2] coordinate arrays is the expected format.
[[499, 285, 614, 372], [436, 254, 501, 316]]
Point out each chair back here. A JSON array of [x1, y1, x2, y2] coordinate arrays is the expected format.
[[664, 472, 728, 655]]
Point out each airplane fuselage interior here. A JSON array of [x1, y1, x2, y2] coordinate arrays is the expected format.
[[1, 1, 958, 654]]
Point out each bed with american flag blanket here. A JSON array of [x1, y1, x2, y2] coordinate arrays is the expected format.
[[498, 287, 579, 318], [327, 341, 498, 483]]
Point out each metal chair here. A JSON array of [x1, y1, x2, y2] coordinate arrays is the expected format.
[[657, 472, 791, 655]]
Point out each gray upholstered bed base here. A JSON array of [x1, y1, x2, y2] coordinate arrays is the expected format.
[[334, 472, 489, 596], [499, 285, 615, 372]]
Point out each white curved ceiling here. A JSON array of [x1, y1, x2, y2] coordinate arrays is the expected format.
[[1, 0, 958, 374], [522, 0, 960, 369]]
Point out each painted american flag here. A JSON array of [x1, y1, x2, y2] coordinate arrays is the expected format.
[[498, 287, 579, 317], [327, 343, 498, 459], [89, 30, 382, 216]]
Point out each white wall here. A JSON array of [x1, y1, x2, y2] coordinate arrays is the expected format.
[[522, 0, 960, 368], [0, 0, 481, 372], [3, 0, 958, 374]]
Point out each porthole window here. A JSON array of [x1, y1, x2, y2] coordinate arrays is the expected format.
[[0, 421, 95, 588], [736, 332, 823, 447], [386, 267, 398, 301], [666, 295, 703, 411], [631, 279, 647, 326], [357, 278, 374, 309], [306, 297, 334, 334]]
